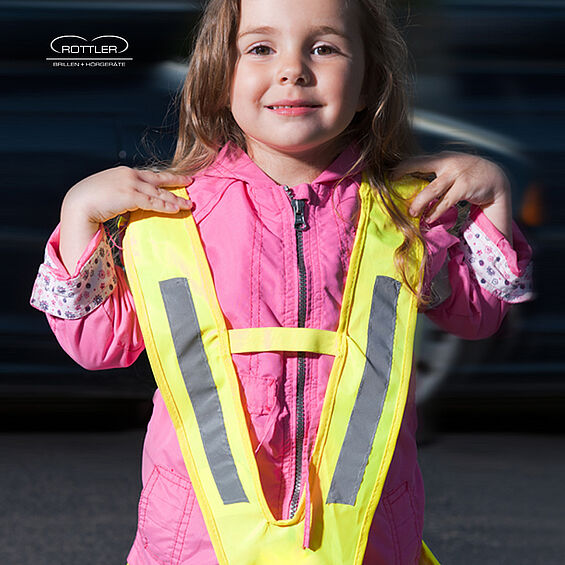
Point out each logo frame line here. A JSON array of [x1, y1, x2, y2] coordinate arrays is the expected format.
[[46, 58, 133, 61]]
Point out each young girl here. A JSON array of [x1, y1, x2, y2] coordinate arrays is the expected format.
[[30, 0, 533, 563]]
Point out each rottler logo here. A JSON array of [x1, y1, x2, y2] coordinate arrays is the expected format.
[[47, 35, 132, 67]]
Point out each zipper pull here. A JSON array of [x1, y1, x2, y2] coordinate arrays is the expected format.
[[291, 199, 308, 231], [283, 186, 308, 231]]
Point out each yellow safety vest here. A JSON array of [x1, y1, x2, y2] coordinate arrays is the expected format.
[[123, 177, 440, 565]]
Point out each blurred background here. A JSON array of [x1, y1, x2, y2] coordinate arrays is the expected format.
[[1, 1, 564, 564]]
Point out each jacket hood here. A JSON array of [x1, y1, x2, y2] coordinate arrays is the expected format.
[[188, 142, 364, 222]]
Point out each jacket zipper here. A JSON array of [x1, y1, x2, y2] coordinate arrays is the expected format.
[[283, 185, 308, 519]]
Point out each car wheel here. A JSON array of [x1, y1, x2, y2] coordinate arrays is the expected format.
[[414, 314, 462, 407]]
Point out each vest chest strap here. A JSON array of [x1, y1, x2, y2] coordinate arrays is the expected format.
[[228, 327, 339, 355]]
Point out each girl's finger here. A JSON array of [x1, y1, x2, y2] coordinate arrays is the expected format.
[[134, 182, 192, 212], [391, 155, 443, 181], [409, 176, 452, 217], [425, 195, 453, 224], [135, 169, 193, 188], [139, 180, 192, 204], [425, 180, 469, 223], [132, 191, 185, 214]]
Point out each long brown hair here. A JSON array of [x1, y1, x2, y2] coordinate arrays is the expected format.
[[164, 0, 426, 301]]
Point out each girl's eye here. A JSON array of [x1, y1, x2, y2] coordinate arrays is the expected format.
[[312, 45, 336, 56], [248, 45, 273, 56]]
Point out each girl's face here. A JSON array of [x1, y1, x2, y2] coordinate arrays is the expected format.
[[230, 0, 366, 163]]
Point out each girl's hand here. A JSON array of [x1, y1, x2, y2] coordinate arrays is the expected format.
[[60, 166, 193, 274], [392, 151, 513, 244], [63, 166, 193, 225]]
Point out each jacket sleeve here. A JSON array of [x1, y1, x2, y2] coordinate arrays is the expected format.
[[30, 224, 145, 370], [422, 205, 533, 340]]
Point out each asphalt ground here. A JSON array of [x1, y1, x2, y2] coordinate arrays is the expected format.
[[1, 409, 564, 564], [420, 433, 565, 564]]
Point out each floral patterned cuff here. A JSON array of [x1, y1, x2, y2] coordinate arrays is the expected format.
[[30, 234, 118, 319], [462, 219, 534, 303]]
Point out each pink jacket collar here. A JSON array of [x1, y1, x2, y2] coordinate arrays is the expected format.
[[197, 142, 364, 202]]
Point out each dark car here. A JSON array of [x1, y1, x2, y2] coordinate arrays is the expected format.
[[403, 0, 565, 407], [1, 1, 556, 424]]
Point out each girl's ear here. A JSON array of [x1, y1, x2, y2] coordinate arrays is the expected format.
[[356, 93, 367, 112]]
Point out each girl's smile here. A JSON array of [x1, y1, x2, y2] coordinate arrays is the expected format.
[[266, 99, 323, 116], [230, 0, 366, 177]]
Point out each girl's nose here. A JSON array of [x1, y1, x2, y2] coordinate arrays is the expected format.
[[278, 55, 310, 85]]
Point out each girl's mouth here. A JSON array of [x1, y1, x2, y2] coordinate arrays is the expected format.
[[266, 103, 321, 116]]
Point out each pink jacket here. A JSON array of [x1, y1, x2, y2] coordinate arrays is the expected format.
[[31, 143, 533, 565]]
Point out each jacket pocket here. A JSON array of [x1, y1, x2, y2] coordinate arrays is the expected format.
[[239, 374, 277, 415], [136, 465, 196, 565], [382, 481, 423, 565]]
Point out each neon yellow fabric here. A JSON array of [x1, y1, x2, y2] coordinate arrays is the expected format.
[[123, 177, 439, 564], [228, 327, 339, 355], [420, 541, 441, 565]]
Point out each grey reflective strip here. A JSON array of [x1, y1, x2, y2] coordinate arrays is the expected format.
[[326, 276, 401, 505], [160, 277, 248, 504]]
